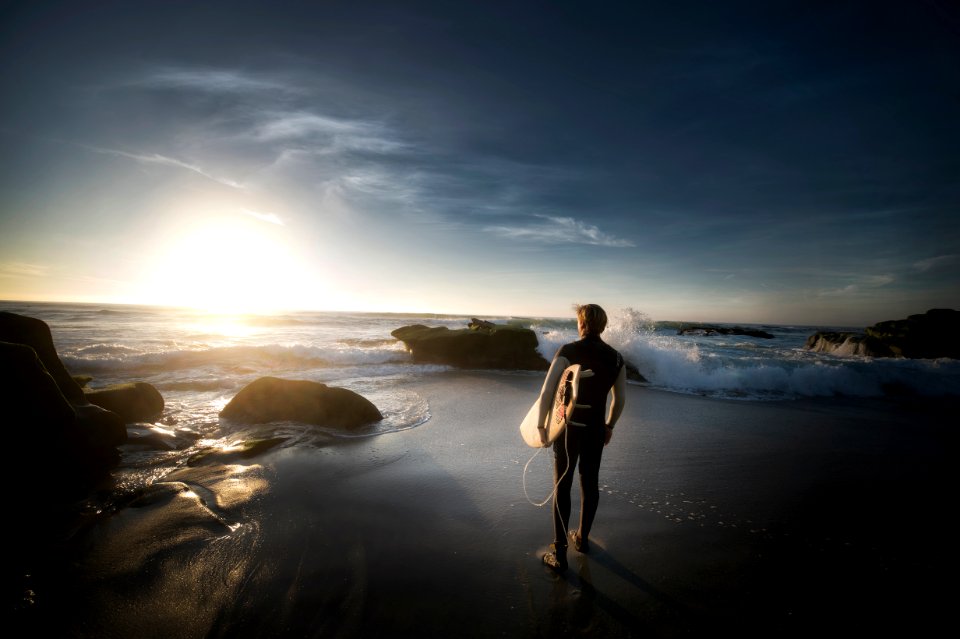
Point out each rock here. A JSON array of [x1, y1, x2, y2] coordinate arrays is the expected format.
[[468, 318, 497, 330], [0, 313, 127, 468], [392, 324, 549, 370], [803, 332, 895, 358], [865, 308, 960, 359], [0, 340, 123, 494], [677, 325, 775, 339], [804, 309, 960, 359], [1, 340, 76, 430], [74, 402, 128, 449], [0, 311, 86, 403], [220, 376, 383, 428], [123, 424, 200, 451], [188, 436, 289, 466], [85, 382, 165, 423], [625, 362, 648, 383]]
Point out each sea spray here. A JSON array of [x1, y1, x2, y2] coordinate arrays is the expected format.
[[551, 307, 960, 399]]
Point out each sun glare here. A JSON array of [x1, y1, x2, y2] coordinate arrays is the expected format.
[[144, 213, 315, 314]]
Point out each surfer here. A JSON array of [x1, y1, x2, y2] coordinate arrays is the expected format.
[[541, 303, 626, 572]]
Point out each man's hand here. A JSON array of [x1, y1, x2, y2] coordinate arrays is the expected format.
[[603, 425, 614, 446]]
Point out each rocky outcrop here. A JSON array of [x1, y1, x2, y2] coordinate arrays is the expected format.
[[804, 309, 959, 359], [803, 332, 895, 358], [0, 311, 87, 403], [0, 313, 127, 484], [2, 340, 77, 429], [865, 308, 960, 359], [468, 318, 496, 330], [220, 376, 383, 428], [392, 324, 549, 370], [677, 325, 775, 339], [85, 382, 165, 423]]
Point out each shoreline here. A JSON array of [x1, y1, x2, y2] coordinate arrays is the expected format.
[[20, 374, 954, 637]]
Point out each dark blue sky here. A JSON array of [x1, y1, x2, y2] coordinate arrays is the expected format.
[[1, 0, 957, 323]]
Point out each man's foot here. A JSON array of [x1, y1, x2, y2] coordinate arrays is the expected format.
[[542, 544, 568, 572], [569, 529, 590, 553]]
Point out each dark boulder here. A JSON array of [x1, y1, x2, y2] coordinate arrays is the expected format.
[[0, 311, 86, 403], [85, 382, 165, 424], [220, 376, 383, 428], [0, 312, 127, 462], [392, 323, 549, 370], [625, 362, 648, 383], [803, 332, 895, 358], [677, 325, 775, 339], [804, 309, 959, 359], [1, 340, 76, 430], [468, 318, 496, 330], [865, 308, 960, 359], [0, 340, 123, 488]]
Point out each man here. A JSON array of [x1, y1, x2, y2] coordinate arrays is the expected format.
[[539, 303, 626, 572]]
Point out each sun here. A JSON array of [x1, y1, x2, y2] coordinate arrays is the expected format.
[[144, 213, 314, 314]]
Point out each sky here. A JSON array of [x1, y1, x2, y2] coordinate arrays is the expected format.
[[1, 0, 957, 325]]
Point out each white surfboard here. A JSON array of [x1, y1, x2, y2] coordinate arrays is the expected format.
[[520, 363, 586, 448]]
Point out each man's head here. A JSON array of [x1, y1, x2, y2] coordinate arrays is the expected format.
[[574, 303, 608, 337]]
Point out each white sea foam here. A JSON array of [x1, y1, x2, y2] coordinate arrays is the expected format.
[[8, 301, 959, 405]]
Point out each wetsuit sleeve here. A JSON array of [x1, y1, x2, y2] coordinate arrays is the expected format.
[[607, 365, 627, 429]]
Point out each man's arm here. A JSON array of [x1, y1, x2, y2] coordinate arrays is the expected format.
[[604, 365, 627, 445]]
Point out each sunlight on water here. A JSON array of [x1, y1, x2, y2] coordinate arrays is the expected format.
[[180, 314, 262, 338]]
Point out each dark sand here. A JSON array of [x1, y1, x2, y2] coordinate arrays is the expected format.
[[20, 373, 954, 637]]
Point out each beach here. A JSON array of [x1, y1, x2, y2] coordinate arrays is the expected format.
[[20, 372, 952, 638]]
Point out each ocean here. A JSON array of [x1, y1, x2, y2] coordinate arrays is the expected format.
[[3, 299, 957, 484], [5, 301, 958, 418]]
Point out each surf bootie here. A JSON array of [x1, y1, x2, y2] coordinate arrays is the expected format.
[[542, 544, 568, 572], [569, 530, 590, 554]]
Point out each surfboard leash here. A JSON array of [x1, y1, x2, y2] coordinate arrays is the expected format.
[[521, 427, 572, 542]]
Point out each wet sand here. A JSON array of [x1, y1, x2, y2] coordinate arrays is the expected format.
[[23, 373, 954, 637]]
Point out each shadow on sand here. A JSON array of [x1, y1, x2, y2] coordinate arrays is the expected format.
[[541, 542, 696, 637]]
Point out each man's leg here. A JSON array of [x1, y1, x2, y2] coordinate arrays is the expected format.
[[576, 426, 605, 544], [546, 428, 580, 570]]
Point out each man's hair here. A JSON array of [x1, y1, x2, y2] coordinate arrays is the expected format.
[[574, 303, 608, 335]]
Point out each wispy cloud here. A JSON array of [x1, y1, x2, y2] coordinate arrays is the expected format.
[[913, 254, 958, 272], [136, 67, 295, 95], [0, 261, 48, 277], [252, 112, 407, 154], [484, 215, 635, 248], [255, 113, 365, 139], [241, 208, 284, 225], [135, 67, 405, 154], [818, 273, 894, 297], [90, 146, 244, 189]]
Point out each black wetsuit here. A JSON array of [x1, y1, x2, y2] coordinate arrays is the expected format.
[[552, 334, 624, 549]]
